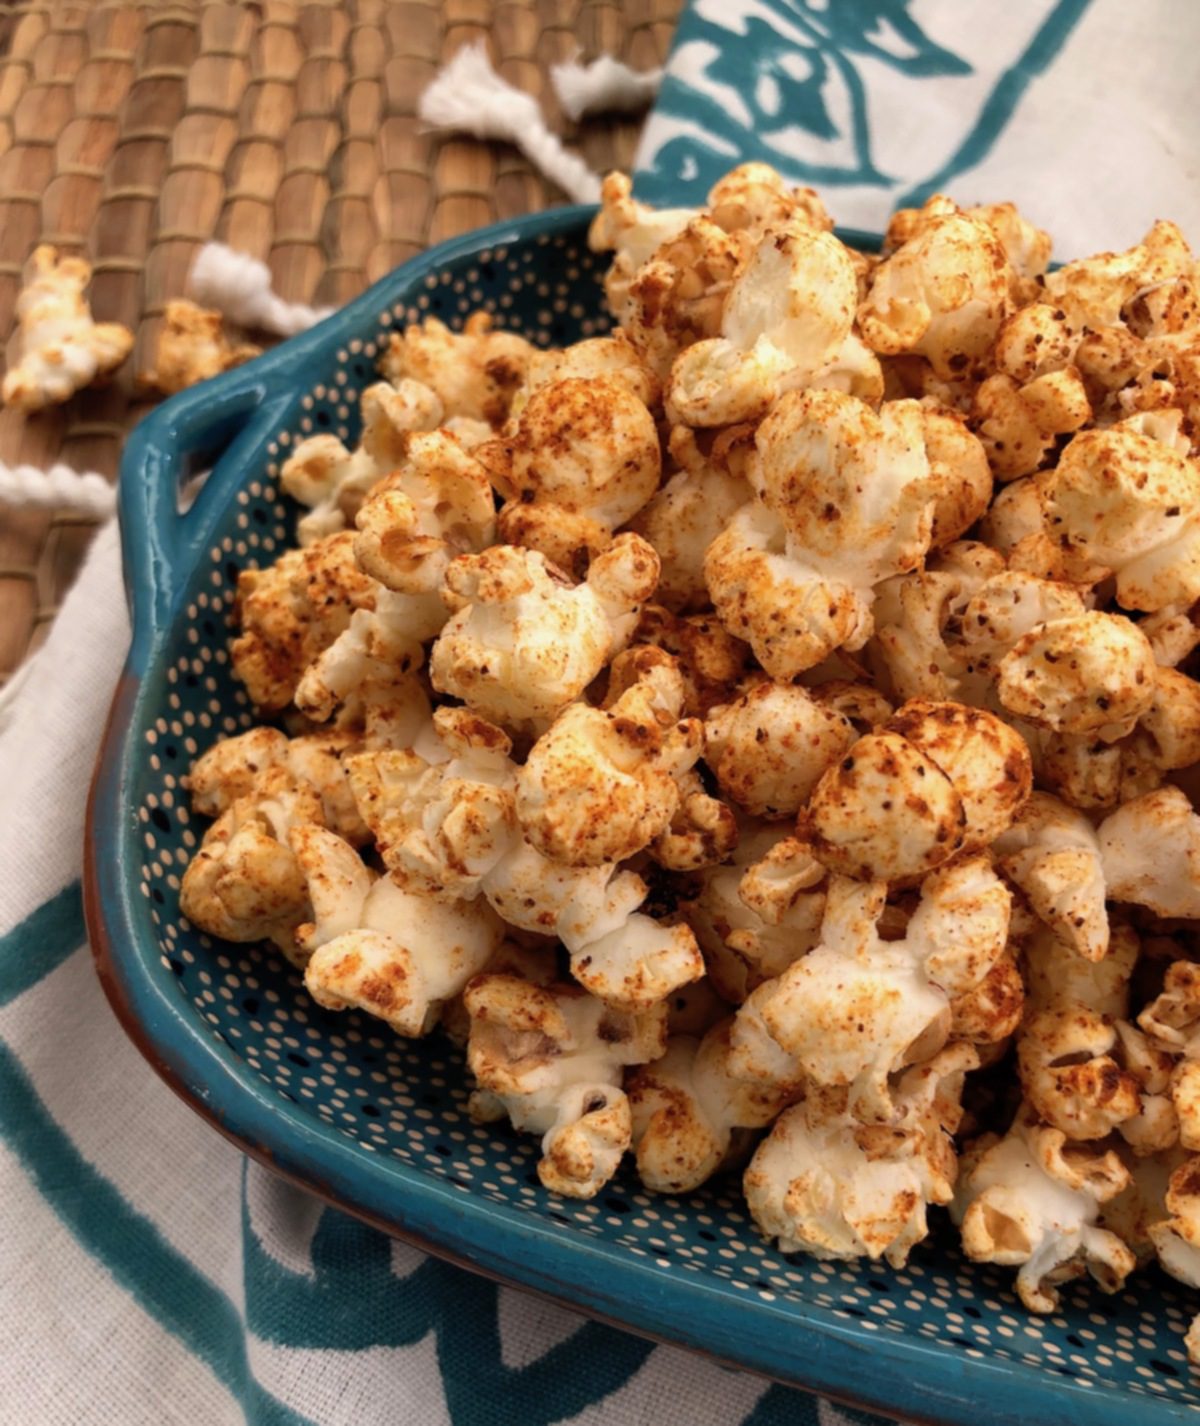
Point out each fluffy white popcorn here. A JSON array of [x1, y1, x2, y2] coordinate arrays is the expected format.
[[464, 971, 667, 1197], [922, 406, 995, 546], [704, 681, 856, 820], [630, 424, 755, 611], [1099, 786, 1200, 919], [705, 390, 937, 679], [430, 536, 660, 730], [1, 245, 133, 410], [858, 196, 1012, 379], [484, 375, 661, 568], [1038, 422, 1200, 613], [803, 699, 1031, 884], [231, 531, 377, 712], [279, 383, 442, 545], [179, 775, 320, 959], [751, 858, 1010, 1121], [291, 824, 502, 1035], [186, 726, 368, 846], [745, 1043, 976, 1265], [588, 170, 699, 312], [516, 650, 702, 866], [140, 299, 260, 396], [380, 310, 535, 427], [628, 1018, 795, 1193], [1141, 1154, 1200, 1363], [992, 792, 1109, 960], [706, 162, 834, 240], [667, 223, 877, 427], [1041, 219, 1194, 332], [1023, 922, 1138, 1021], [685, 826, 827, 1005], [1017, 1007, 1144, 1142], [515, 334, 660, 412], [996, 610, 1156, 741], [953, 1108, 1135, 1312]]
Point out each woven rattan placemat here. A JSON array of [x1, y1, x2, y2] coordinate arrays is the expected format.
[[0, 0, 680, 686]]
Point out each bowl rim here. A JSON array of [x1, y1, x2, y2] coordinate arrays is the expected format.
[[83, 208, 1193, 1426]]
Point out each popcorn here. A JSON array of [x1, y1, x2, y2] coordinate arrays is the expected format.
[[704, 681, 856, 820], [280, 382, 446, 546], [803, 699, 1031, 884], [483, 375, 661, 569], [992, 792, 1109, 960], [745, 1043, 976, 1265], [631, 425, 755, 611], [464, 971, 667, 1197], [1099, 786, 1200, 919], [685, 825, 826, 1005], [858, 196, 1012, 379], [516, 650, 703, 866], [705, 390, 936, 679], [291, 824, 502, 1035], [184, 168, 1200, 1284], [1, 245, 133, 410], [953, 1108, 1135, 1312], [667, 223, 877, 428], [380, 311, 535, 427], [231, 531, 377, 712], [749, 859, 1010, 1121], [1038, 422, 1200, 613], [629, 1018, 795, 1193], [430, 536, 659, 730], [140, 299, 260, 396]]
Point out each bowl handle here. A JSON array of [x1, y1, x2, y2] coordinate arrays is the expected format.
[[118, 364, 298, 650]]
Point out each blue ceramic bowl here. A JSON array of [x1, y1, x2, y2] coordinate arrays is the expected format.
[[85, 207, 1200, 1425]]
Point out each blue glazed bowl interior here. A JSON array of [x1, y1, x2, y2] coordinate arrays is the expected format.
[[119, 216, 1200, 1422]]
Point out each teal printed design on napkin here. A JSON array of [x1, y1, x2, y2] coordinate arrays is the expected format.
[[637, 0, 1092, 206]]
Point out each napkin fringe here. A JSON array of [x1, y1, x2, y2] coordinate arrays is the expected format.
[[189, 244, 335, 338], [550, 54, 662, 122], [0, 461, 116, 519]]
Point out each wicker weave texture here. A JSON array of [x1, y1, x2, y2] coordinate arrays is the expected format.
[[0, 0, 679, 684]]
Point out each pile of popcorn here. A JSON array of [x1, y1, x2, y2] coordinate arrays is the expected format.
[[180, 163, 1200, 1354]]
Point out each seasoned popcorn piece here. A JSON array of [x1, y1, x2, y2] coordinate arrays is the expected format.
[[291, 824, 502, 1035], [1138, 962, 1200, 1153], [871, 541, 1007, 704], [952, 1108, 1136, 1313], [281, 382, 446, 546], [1038, 422, 1200, 613], [922, 406, 994, 546], [180, 774, 321, 959], [464, 971, 667, 1197], [516, 650, 703, 867], [1017, 1009, 1143, 1142], [686, 825, 827, 1005], [996, 610, 1156, 741], [347, 706, 518, 898], [231, 531, 377, 712], [705, 391, 937, 679], [751, 859, 1010, 1121], [966, 202, 1052, 301], [380, 311, 535, 427], [1023, 922, 1139, 1021], [1137, 1154, 1200, 1361], [745, 1043, 976, 1266], [141, 299, 260, 395], [629, 1018, 796, 1194], [803, 699, 1031, 885], [631, 424, 755, 612], [1141, 602, 1200, 669], [974, 368, 1092, 483], [633, 605, 752, 718], [1099, 786, 1200, 919], [667, 223, 879, 428], [992, 792, 1109, 961], [1042, 219, 1194, 332], [977, 479, 1068, 579], [483, 375, 661, 569], [515, 334, 660, 412], [186, 726, 368, 845], [1, 245, 133, 410], [858, 196, 1012, 380], [430, 536, 659, 731], [706, 163, 833, 239], [704, 681, 856, 820], [588, 171, 699, 316]]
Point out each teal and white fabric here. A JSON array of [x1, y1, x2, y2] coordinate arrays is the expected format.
[[637, 0, 1199, 257], [3, 3, 1199, 1421]]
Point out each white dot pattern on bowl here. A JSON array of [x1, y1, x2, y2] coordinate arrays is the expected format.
[[130, 229, 1200, 1410]]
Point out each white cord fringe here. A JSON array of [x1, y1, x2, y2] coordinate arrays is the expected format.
[[550, 55, 662, 122], [418, 42, 601, 205], [190, 244, 335, 338], [0, 461, 116, 519]]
